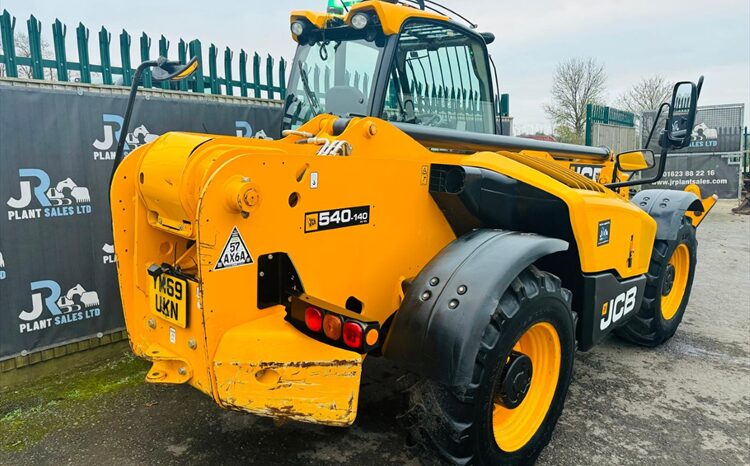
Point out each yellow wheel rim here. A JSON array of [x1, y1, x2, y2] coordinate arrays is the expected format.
[[661, 244, 690, 321], [492, 322, 561, 453]]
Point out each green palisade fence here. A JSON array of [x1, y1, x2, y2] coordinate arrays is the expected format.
[[585, 103, 635, 146], [0, 9, 287, 99]]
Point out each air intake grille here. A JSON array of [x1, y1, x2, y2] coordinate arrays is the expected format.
[[500, 152, 606, 193]]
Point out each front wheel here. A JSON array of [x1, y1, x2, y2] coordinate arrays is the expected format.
[[402, 266, 576, 465], [616, 218, 698, 346]]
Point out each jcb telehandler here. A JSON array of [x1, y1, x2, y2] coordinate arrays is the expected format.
[[110, 1, 717, 463]]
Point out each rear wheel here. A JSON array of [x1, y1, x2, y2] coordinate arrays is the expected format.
[[402, 266, 576, 465], [616, 218, 697, 346]]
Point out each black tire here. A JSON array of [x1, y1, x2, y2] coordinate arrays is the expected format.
[[615, 217, 697, 347], [401, 266, 576, 465]]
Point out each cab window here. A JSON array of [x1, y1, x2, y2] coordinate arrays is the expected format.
[[285, 36, 384, 129], [381, 21, 495, 134]]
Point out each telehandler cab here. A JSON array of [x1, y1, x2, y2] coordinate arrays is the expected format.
[[110, 1, 717, 463]]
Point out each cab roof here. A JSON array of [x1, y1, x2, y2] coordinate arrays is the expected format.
[[291, 0, 449, 36]]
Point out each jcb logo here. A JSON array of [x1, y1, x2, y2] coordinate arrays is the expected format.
[[304, 213, 319, 232], [572, 164, 603, 182], [600, 286, 637, 331]]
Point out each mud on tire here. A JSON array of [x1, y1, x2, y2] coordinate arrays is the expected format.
[[400, 266, 576, 465]]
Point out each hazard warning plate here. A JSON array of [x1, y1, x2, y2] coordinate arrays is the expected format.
[[214, 226, 254, 271]]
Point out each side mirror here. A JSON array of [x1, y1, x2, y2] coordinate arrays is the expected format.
[[151, 56, 199, 83], [663, 80, 700, 149], [615, 150, 655, 172]]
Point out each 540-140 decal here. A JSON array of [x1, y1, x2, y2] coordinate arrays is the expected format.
[[305, 206, 370, 233]]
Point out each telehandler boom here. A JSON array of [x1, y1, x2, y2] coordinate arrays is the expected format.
[[110, 1, 717, 463]]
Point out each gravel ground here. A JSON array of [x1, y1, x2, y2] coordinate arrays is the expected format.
[[1, 200, 748, 465]]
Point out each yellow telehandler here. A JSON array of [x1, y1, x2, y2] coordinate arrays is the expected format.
[[109, 1, 717, 463]]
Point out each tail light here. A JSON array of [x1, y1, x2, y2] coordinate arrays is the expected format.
[[304, 306, 323, 332], [342, 321, 363, 348], [286, 294, 381, 354], [323, 314, 343, 340]]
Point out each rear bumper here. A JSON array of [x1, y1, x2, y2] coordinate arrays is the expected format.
[[135, 309, 363, 427]]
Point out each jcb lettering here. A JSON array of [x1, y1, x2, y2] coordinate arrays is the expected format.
[[572, 164, 603, 182], [600, 286, 637, 331]]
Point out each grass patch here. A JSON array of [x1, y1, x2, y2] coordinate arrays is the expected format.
[[0, 352, 149, 452]]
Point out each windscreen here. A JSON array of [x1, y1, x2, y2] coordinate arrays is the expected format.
[[283, 37, 384, 129]]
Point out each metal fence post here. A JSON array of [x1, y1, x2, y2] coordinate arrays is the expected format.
[[188, 39, 205, 93], [139, 33, 151, 88], [208, 43, 219, 94], [223, 47, 234, 96], [119, 29, 132, 86], [278, 57, 287, 98], [500, 93, 509, 117], [52, 19, 68, 81], [585, 103, 593, 146], [26, 15, 44, 79], [76, 22, 91, 83], [266, 54, 274, 99], [0, 10, 19, 77], [98, 26, 112, 85], [252, 52, 261, 98], [158, 35, 169, 90], [239, 49, 249, 97], [178, 39, 188, 92]]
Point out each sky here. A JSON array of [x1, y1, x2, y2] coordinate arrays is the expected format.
[[1, 0, 748, 134]]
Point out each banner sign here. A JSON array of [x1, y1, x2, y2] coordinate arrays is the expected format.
[[642, 104, 744, 154], [643, 153, 741, 199], [0, 82, 282, 360]]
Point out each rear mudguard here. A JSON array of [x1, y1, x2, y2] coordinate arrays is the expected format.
[[632, 186, 715, 240], [382, 229, 568, 389]]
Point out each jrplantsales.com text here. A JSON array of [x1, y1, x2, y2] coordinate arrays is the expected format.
[[653, 178, 729, 187]]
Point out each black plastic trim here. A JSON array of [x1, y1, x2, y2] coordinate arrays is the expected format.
[[632, 189, 703, 241], [382, 229, 568, 387], [578, 272, 647, 351], [257, 252, 304, 309]]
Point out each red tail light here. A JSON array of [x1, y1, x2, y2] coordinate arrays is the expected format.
[[342, 321, 363, 348], [286, 294, 381, 354], [305, 306, 323, 332]]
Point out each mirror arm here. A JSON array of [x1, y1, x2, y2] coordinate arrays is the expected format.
[[606, 101, 671, 190], [109, 60, 158, 190]]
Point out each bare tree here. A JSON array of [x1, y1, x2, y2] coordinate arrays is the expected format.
[[617, 75, 673, 114], [0, 33, 54, 79], [544, 57, 607, 144]]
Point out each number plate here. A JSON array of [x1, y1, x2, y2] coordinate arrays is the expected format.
[[149, 272, 188, 328]]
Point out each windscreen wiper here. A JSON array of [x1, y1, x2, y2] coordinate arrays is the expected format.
[[298, 61, 322, 117]]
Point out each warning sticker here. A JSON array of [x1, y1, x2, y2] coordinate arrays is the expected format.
[[214, 226, 254, 270]]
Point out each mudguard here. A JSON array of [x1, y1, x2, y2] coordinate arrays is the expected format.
[[382, 229, 568, 388], [632, 189, 704, 240]]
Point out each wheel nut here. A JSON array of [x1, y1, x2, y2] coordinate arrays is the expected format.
[[457, 285, 467, 295], [429, 277, 439, 286], [448, 299, 459, 309], [421, 291, 432, 301]]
